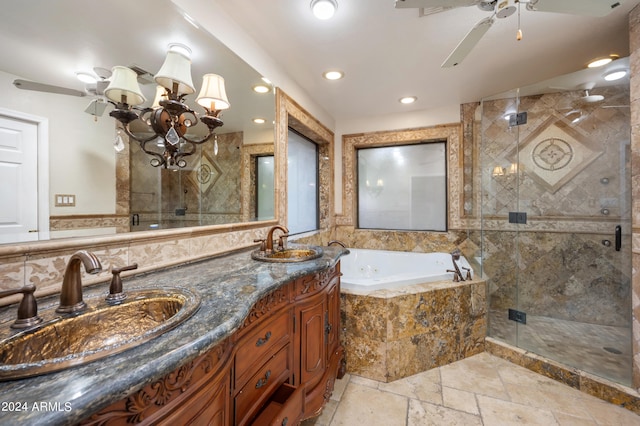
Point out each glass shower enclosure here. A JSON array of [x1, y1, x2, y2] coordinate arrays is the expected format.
[[480, 60, 632, 386]]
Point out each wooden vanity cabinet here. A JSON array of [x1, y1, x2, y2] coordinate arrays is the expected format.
[[81, 264, 344, 426]]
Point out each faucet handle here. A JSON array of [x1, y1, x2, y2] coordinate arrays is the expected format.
[[0, 284, 43, 329], [106, 263, 138, 305], [462, 266, 472, 280], [277, 234, 289, 251], [254, 239, 267, 252], [446, 269, 460, 282]]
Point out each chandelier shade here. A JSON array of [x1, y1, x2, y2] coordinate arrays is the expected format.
[[196, 74, 230, 111], [104, 66, 146, 106], [154, 50, 195, 95]]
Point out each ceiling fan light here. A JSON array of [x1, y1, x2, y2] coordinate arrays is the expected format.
[[587, 57, 613, 68], [75, 72, 97, 84], [604, 69, 627, 81], [311, 0, 338, 20]]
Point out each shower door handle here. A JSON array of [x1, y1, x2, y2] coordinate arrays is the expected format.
[[615, 225, 621, 251]]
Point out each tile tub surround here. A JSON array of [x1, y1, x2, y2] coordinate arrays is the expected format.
[[341, 277, 486, 382], [0, 245, 348, 425]]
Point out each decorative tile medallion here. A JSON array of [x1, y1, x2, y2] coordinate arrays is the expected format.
[[186, 148, 223, 197], [509, 114, 602, 194]]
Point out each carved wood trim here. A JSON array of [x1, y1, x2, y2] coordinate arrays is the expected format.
[[241, 284, 291, 329], [295, 265, 339, 299], [81, 338, 232, 425]]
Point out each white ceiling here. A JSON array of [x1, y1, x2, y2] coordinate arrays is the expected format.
[[1, 0, 637, 131], [213, 0, 639, 122]]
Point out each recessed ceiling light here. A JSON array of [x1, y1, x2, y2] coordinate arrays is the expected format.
[[323, 70, 344, 80], [604, 69, 627, 81], [399, 96, 417, 104], [253, 84, 270, 93], [311, 0, 338, 20], [253, 118, 266, 124]]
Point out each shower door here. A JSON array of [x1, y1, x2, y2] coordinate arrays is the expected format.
[[482, 79, 632, 386]]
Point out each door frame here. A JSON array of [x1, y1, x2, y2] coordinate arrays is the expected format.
[[0, 107, 50, 241]]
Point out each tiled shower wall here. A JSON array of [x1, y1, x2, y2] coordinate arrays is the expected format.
[[130, 131, 243, 228], [480, 86, 632, 328]]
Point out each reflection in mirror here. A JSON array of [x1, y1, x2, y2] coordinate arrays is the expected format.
[[0, 0, 275, 244]]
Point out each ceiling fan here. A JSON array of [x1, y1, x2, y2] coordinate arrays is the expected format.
[[12, 67, 113, 97], [395, 0, 624, 68]]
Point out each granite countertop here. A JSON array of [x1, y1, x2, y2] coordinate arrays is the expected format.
[[0, 245, 348, 425]]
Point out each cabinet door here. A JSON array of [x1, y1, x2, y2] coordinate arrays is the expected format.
[[326, 281, 340, 354], [297, 295, 326, 391]]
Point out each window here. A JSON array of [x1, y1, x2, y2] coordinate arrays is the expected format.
[[255, 155, 274, 220], [357, 142, 447, 231], [287, 130, 318, 234]]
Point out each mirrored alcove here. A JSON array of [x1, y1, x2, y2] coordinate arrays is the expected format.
[[0, 0, 276, 245]]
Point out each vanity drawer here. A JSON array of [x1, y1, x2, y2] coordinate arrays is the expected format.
[[250, 383, 304, 426], [235, 309, 291, 389], [235, 346, 291, 425]]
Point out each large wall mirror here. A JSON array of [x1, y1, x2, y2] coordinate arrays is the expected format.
[[0, 0, 276, 245]]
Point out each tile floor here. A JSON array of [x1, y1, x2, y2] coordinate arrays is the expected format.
[[301, 353, 640, 425], [489, 310, 632, 386]]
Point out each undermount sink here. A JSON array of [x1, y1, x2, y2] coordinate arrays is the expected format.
[[0, 287, 200, 381], [251, 246, 323, 263]]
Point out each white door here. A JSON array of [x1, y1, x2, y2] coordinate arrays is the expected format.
[[0, 115, 39, 243]]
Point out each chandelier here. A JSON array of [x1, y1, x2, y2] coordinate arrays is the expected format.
[[105, 43, 230, 168]]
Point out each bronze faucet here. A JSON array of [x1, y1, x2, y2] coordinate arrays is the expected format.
[[56, 250, 103, 314], [265, 225, 289, 252], [447, 249, 466, 282]]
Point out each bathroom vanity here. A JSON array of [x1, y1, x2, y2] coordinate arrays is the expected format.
[[0, 246, 348, 426]]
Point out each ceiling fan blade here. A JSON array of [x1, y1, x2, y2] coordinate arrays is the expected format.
[[442, 17, 494, 68], [526, 0, 623, 17], [13, 79, 86, 97], [395, 0, 479, 9]]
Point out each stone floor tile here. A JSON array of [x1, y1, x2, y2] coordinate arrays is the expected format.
[[582, 399, 640, 425], [440, 357, 510, 400], [553, 412, 598, 426], [477, 394, 560, 425], [442, 386, 480, 415], [349, 374, 381, 389], [377, 367, 442, 404], [407, 399, 482, 426], [330, 374, 350, 402], [301, 399, 339, 426], [330, 382, 408, 426]]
